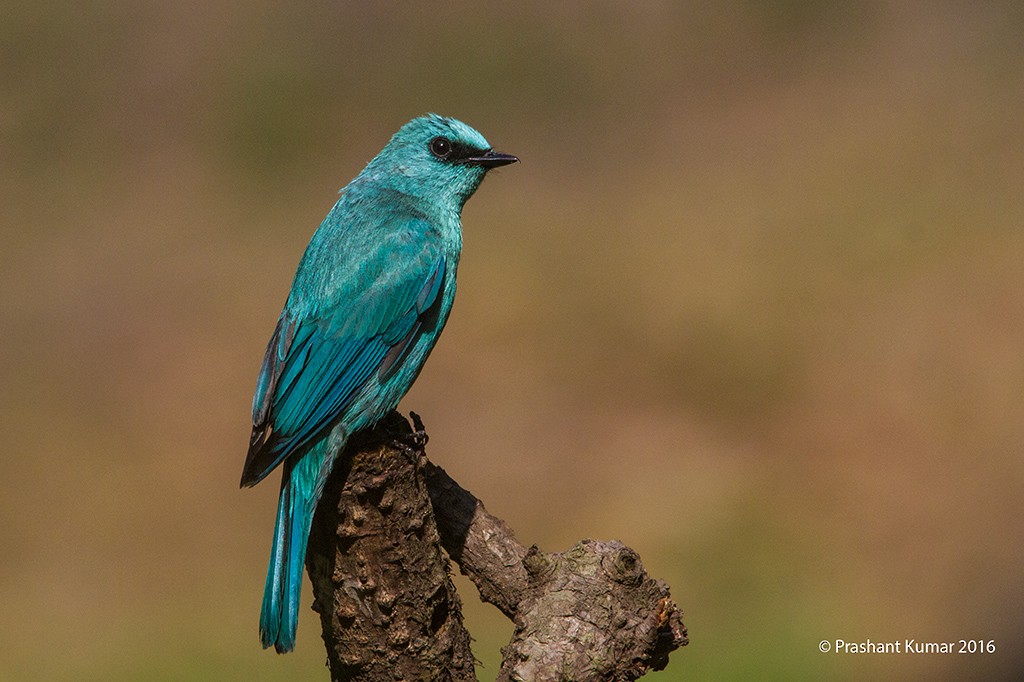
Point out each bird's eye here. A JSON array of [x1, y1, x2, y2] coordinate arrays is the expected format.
[[429, 137, 453, 160]]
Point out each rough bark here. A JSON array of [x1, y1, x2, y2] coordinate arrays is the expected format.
[[424, 456, 687, 681], [306, 412, 476, 681], [306, 412, 687, 681], [497, 542, 686, 681], [422, 459, 529, 618]]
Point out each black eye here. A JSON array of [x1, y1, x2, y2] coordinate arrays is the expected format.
[[429, 137, 453, 159]]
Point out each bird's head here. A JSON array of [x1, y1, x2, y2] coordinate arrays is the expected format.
[[358, 114, 518, 208]]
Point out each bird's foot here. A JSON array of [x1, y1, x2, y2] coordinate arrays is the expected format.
[[408, 411, 429, 448], [390, 411, 428, 462]]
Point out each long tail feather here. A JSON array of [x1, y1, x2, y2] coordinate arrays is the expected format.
[[259, 464, 291, 651], [258, 440, 331, 653]]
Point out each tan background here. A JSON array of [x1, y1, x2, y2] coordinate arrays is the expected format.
[[2, 2, 1022, 679]]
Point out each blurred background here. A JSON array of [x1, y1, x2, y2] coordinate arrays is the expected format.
[[2, 1, 1022, 679]]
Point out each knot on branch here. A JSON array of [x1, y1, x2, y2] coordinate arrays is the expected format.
[[500, 540, 687, 682]]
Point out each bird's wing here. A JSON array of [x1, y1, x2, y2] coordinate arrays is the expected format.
[[240, 223, 446, 487]]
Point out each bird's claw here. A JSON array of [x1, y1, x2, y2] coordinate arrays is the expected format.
[[409, 411, 428, 448], [389, 412, 428, 461]]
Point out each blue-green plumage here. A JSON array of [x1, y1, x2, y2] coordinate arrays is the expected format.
[[240, 115, 516, 653]]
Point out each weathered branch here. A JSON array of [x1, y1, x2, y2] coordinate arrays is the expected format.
[[423, 459, 529, 618], [306, 412, 687, 681], [424, 454, 687, 680], [306, 412, 475, 681], [497, 541, 686, 681]]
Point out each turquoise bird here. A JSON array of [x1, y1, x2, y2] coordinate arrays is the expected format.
[[240, 114, 517, 653]]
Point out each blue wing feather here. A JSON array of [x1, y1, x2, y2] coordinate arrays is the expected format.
[[240, 220, 446, 488]]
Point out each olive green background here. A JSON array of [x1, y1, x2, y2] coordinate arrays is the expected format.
[[2, 2, 1022, 679]]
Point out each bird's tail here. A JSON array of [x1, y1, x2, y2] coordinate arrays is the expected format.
[[259, 443, 327, 653]]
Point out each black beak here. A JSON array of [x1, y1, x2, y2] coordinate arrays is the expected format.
[[463, 150, 519, 168]]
